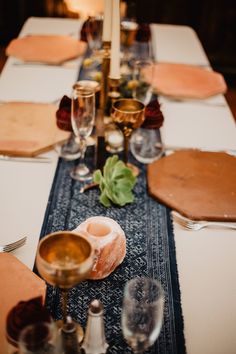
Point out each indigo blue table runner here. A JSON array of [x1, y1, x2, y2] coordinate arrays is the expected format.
[[40, 152, 186, 354]]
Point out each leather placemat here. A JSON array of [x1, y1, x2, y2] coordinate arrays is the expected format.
[[6, 35, 87, 65], [143, 63, 227, 99], [0, 253, 46, 354], [0, 102, 69, 156], [147, 150, 236, 221]]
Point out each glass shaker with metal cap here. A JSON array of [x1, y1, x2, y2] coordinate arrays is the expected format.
[[81, 300, 108, 354]]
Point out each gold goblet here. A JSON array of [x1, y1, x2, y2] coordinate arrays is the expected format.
[[36, 231, 95, 343], [111, 98, 145, 171]]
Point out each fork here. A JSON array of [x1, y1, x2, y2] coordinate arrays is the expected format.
[[0, 236, 27, 252], [172, 212, 236, 231], [0, 155, 52, 163]]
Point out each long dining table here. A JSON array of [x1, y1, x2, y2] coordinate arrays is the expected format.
[[1, 16, 236, 354]]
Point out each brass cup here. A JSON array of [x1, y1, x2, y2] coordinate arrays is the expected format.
[[36, 231, 95, 342], [111, 98, 145, 165], [36, 231, 95, 289]]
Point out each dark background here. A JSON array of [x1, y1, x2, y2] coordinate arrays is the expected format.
[[0, 0, 236, 81]]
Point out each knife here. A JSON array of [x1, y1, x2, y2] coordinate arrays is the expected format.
[[0, 155, 53, 163], [155, 144, 236, 156]]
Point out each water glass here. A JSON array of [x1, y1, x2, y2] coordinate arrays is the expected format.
[[18, 322, 62, 354], [132, 59, 153, 105], [122, 277, 165, 353], [130, 127, 163, 164], [86, 15, 103, 57]]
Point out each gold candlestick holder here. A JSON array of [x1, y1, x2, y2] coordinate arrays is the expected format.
[[99, 41, 111, 111], [108, 77, 121, 104]]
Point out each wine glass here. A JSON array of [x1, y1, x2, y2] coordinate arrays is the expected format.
[[70, 85, 95, 181], [111, 98, 145, 169], [122, 277, 165, 353], [36, 231, 95, 343]]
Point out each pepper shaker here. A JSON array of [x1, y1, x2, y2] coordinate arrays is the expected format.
[[81, 300, 108, 354], [61, 316, 80, 354]]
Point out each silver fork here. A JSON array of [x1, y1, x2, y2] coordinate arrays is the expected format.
[[0, 236, 27, 252], [172, 212, 236, 231]]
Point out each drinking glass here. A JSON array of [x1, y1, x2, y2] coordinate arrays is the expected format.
[[111, 98, 145, 167], [120, 20, 138, 75], [132, 59, 153, 105], [70, 85, 95, 181], [36, 231, 95, 343], [18, 322, 62, 354], [55, 133, 81, 161], [122, 277, 165, 353], [86, 15, 103, 60]]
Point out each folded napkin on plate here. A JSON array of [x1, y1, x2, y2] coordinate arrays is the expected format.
[[147, 150, 236, 221], [144, 62, 227, 99], [6, 35, 87, 65], [0, 102, 69, 156], [0, 253, 46, 354]]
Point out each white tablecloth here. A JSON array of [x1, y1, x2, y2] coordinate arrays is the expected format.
[[0, 17, 236, 354]]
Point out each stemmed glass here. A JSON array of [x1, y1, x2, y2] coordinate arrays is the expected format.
[[70, 85, 95, 181], [111, 98, 145, 168], [36, 231, 95, 343], [122, 277, 165, 353]]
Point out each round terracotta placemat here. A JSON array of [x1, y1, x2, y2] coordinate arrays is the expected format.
[[147, 150, 236, 221]]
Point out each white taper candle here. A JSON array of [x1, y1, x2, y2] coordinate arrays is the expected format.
[[110, 0, 120, 79], [102, 0, 112, 42]]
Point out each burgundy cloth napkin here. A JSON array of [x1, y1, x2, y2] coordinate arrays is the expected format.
[[6, 296, 51, 344], [56, 95, 73, 132], [142, 99, 164, 129]]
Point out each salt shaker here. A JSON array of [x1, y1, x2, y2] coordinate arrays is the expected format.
[[81, 300, 108, 354]]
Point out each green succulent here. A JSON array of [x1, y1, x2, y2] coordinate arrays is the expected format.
[[93, 155, 137, 207]]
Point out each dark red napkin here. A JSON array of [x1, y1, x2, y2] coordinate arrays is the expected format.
[[141, 99, 164, 129], [6, 296, 51, 344], [56, 95, 73, 132]]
